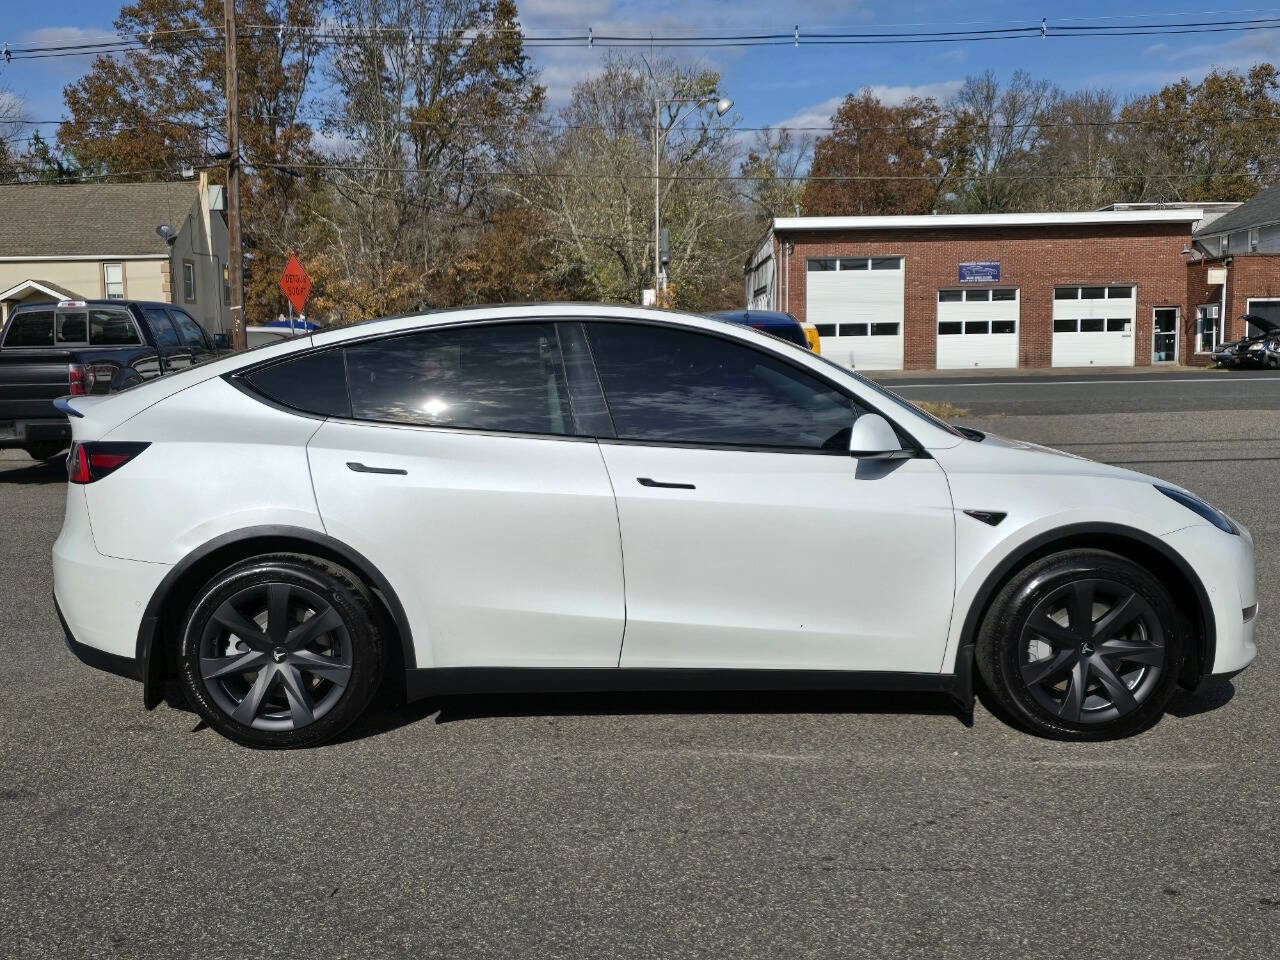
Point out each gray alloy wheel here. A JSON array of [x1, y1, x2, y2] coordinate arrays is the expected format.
[[199, 581, 353, 731], [180, 554, 384, 748], [1018, 578, 1165, 725]]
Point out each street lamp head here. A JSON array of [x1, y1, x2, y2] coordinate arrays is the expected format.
[[715, 97, 734, 117]]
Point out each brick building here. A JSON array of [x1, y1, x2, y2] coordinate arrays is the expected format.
[[743, 204, 1280, 371]]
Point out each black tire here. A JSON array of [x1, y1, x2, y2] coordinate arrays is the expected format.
[[178, 553, 385, 748], [976, 549, 1186, 740], [24, 442, 66, 461]]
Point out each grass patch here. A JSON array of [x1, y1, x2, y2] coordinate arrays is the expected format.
[[914, 400, 970, 419]]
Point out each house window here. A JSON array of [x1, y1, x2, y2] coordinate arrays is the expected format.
[[103, 262, 124, 300], [222, 261, 231, 304], [182, 260, 196, 302], [1249, 229, 1259, 252]]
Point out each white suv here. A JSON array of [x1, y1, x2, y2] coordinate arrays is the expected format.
[[53, 305, 1258, 747]]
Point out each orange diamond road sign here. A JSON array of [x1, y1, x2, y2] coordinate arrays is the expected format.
[[279, 254, 312, 314]]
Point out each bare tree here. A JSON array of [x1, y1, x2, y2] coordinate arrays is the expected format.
[[952, 69, 1061, 212], [1028, 88, 1120, 210], [509, 54, 742, 309], [738, 127, 810, 229]]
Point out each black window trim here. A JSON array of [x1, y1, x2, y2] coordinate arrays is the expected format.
[[228, 315, 929, 456]]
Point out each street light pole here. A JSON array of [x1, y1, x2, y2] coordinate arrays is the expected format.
[[652, 94, 733, 305]]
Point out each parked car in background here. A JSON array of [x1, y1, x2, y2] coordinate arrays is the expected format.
[[0, 299, 219, 460], [1210, 314, 1278, 368], [1262, 330, 1280, 369], [711, 309, 814, 351], [246, 325, 310, 349], [53, 304, 1256, 748]]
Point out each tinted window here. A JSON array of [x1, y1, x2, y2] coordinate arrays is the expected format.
[[991, 288, 1017, 301], [839, 258, 867, 270], [88, 308, 142, 345], [1081, 287, 1106, 300], [1080, 318, 1105, 332], [1107, 286, 1132, 299], [871, 257, 900, 270], [1053, 319, 1077, 333], [5, 310, 55, 347], [243, 349, 350, 417], [169, 310, 209, 350], [143, 308, 181, 348], [965, 289, 989, 302], [938, 290, 962, 303], [964, 321, 989, 335], [1106, 318, 1129, 332], [991, 319, 1016, 334], [345, 323, 571, 434], [871, 323, 899, 336], [57, 312, 88, 342], [807, 259, 837, 272], [1054, 287, 1078, 300], [585, 323, 856, 451], [840, 323, 868, 337], [938, 322, 962, 335]]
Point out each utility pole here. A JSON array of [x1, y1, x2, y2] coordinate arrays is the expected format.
[[223, 0, 246, 351]]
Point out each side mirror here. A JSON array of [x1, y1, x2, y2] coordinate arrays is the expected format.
[[849, 413, 907, 459], [212, 333, 231, 350]]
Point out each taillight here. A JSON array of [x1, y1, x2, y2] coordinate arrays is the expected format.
[[66, 441, 150, 484], [69, 364, 86, 396]]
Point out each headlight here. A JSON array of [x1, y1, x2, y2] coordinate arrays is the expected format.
[[1155, 484, 1236, 534]]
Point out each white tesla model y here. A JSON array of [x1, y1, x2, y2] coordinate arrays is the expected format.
[[52, 305, 1257, 747]]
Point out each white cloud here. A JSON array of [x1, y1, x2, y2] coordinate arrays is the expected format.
[[774, 80, 963, 130], [22, 26, 119, 45]]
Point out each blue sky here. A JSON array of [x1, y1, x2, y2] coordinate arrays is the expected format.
[[1, 0, 1277, 135]]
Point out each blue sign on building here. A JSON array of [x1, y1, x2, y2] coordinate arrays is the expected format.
[[959, 261, 1000, 283]]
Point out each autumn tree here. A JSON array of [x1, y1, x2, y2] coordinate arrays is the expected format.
[[1111, 64, 1280, 203], [1024, 89, 1120, 210], [800, 90, 970, 216], [315, 0, 545, 320], [57, 0, 322, 320]]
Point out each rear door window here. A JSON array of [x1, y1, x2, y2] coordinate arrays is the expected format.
[[143, 308, 182, 349], [344, 322, 571, 435], [4, 310, 55, 347]]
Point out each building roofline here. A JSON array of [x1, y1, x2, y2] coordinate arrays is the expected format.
[[770, 209, 1204, 232]]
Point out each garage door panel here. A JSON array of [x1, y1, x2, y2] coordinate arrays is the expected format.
[[807, 259, 904, 371], [1052, 286, 1135, 367], [935, 289, 1019, 369]]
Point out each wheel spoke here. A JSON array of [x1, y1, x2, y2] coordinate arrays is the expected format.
[[200, 649, 266, 681], [289, 649, 351, 686], [1021, 649, 1076, 686], [284, 606, 343, 652], [1066, 581, 1095, 637], [277, 665, 315, 727], [1058, 657, 1090, 722], [1092, 658, 1138, 713], [1028, 614, 1079, 648], [266, 583, 292, 645], [231, 664, 276, 725], [1097, 638, 1165, 667], [212, 602, 270, 651], [1091, 592, 1141, 640]]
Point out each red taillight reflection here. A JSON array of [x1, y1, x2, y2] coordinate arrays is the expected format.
[[67, 442, 149, 484], [69, 364, 87, 397]]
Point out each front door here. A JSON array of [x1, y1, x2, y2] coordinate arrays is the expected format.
[[581, 320, 956, 674], [306, 321, 625, 669], [1152, 307, 1179, 363]]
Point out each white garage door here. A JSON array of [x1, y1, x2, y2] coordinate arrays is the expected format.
[[1052, 286, 1135, 367], [936, 288, 1019, 369], [806, 257, 904, 370]]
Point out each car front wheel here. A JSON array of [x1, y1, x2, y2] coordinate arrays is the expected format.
[[178, 554, 385, 748], [976, 549, 1186, 740]]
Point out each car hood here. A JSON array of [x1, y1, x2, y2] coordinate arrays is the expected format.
[[956, 428, 1167, 485]]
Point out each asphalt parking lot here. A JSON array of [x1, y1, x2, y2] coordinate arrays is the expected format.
[[1, 370, 1277, 960]]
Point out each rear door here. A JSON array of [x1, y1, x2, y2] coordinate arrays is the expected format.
[[303, 320, 626, 669]]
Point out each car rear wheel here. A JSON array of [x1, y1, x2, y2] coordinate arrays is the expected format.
[[178, 554, 385, 748], [976, 549, 1186, 740]]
